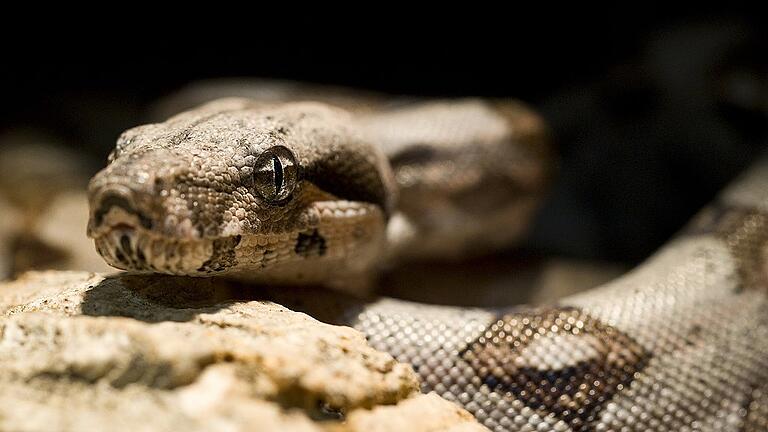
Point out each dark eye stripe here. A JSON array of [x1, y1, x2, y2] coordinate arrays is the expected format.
[[272, 154, 284, 196]]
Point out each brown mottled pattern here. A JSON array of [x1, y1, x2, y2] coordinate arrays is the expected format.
[[462, 308, 648, 431], [688, 203, 768, 290], [351, 173, 768, 432], [197, 235, 242, 273], [354, 197, 768, 430]]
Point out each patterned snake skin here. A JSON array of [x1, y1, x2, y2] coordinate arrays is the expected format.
[[87, 87, 768, 431]]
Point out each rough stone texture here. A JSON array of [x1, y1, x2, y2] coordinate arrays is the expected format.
[[331, 392, 488, 432], [0, 271, 487, 432]]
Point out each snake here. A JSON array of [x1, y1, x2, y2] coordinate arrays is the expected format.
[[86, 85, 768, 431]]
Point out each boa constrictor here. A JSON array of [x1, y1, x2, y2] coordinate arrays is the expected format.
[[87, 88, 768, 432]]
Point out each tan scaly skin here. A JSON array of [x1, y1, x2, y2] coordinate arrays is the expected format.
[[88, 90, 768, 431], [88, 96, 550, 291]]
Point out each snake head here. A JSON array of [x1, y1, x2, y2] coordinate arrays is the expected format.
[[88, 98, 395, 285]]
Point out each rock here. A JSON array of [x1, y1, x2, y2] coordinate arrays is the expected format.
[[331, 392, 489, 432], [0, 271, 487, 432]]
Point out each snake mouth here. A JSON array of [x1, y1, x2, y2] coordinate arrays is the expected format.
[[93, 226, 222, 274], [91, 208, 243, 275]]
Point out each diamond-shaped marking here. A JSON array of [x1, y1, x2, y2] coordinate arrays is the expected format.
[[461, 307, 650, 431]]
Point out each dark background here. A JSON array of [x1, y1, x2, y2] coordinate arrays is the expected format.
[[2, 12, 766, 265]]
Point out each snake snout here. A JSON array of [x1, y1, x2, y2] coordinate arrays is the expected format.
[[89, 184, 154, 234]]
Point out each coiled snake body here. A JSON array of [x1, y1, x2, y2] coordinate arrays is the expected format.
[[87, 86, 768, 431]]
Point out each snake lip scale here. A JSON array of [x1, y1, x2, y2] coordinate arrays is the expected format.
[[87, 86, 768, 431]]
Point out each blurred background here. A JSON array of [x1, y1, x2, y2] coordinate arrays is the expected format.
[[1, 11, 766, 281]]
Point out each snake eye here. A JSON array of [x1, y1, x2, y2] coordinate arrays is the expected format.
[[252, 146, 298, 203]]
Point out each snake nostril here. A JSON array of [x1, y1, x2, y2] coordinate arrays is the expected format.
[[93, 191, 136, 226], [92, 188, 154, 230]]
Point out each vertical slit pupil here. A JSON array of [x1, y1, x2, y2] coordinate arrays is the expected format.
[[272, 155, 284, 196]]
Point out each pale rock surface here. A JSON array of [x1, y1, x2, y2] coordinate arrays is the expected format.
[[0, 271, 487, 432]]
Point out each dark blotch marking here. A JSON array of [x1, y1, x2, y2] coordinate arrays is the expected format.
[[137, 214, 154, 230], [114, 249, 126, 263], [114, 234, 148, 270], [198, 235, 242, 273], [460, 307, 650, 432], [685, 324, 703, 346], [685, 202, 768, 291], [177, 173, 230, 238], [295, 229, 327, 257], [120, 234, 131, 253]]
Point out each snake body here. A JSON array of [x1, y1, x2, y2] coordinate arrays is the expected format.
[[87, 88, 768, 431]]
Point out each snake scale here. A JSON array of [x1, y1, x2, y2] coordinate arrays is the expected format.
[[86, 84, 768, 431]]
